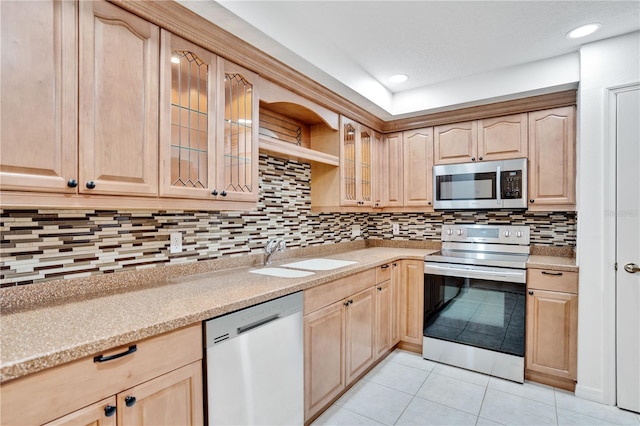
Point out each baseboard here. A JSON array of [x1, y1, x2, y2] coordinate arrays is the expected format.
[[574, 383, 614, 405], [396, 341, 422, 354], [525, 370, 576, 391]]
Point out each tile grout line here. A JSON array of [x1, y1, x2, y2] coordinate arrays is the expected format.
[[392, 370, 433, 425]]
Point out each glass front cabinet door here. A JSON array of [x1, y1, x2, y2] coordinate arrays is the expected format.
[[217, 60, 259, 202], [340, 116, 374, 207], [160, 30, 259, 203]]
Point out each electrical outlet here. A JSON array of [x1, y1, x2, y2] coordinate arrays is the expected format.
[[392, 223, 400, 235], [170, 232, 182, 254], [351, 225, 361, 238]]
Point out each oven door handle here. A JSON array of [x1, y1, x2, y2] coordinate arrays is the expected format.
[[424, 263, 526, 283]]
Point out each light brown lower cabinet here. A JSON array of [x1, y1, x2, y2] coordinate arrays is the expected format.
[[1, 324, 203, 426], [375, 262, 399, 358], [304, 287, 376, 422], [398, 260, 425, 351], [525, 268, 578, 391], [44, 362, 203, 426], [304, 267, 399, 422], [45, 397, 117, 426]]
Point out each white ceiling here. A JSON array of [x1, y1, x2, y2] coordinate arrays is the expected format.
[[179, 1, 640, 119]]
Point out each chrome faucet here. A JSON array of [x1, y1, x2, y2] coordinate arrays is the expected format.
[[265, 238, 286, 265]]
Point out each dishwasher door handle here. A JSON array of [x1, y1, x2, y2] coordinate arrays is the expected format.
[[237, 314, 280, 335]]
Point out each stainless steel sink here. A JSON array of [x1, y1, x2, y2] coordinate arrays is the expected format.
[[280, 258, 358, 271], [249, 267, 315, 278]]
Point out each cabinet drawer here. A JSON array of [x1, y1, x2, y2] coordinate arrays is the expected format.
[[304, 269, 376, 314], [0, 324, 202, 426], [527, 269, 578, 293], [376, 263, 392, 284]]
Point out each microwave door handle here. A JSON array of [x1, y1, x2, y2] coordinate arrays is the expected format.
[[496, 165, 502, 206]]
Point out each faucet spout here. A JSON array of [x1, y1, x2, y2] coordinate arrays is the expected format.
[[265, 238, 286, 265]]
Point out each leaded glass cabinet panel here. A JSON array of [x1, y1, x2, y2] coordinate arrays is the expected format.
[[340, 116, 375, 207], [217, 59, 259, 202], [160, 30, 216, 199]]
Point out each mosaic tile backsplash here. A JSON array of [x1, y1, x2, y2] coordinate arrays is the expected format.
[[0, 155, 576, 287]]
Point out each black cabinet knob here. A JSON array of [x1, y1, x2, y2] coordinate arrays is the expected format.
[[125, 396, 136, 407], [221, 191, 227, 197], [377, 287, 382, 291], [67, 179, 78, 188], [211, 190, 218, 196], [471, 157, 476, 161], [529, 199, 535, 203], [427, 201, 432, 205], [528, 290, 534, 295], [104, 405, 116, 417], [85, 181, 96, 189], [479, 156, 483, 161]]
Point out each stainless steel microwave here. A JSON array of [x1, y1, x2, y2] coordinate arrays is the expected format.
[[433, 158, 527, 210]]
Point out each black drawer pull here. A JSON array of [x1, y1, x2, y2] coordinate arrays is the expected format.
[[104, 405, 116, 417], [94, 345, 137, 363], [125, 396, 136, 407], [380, 264, 389, 270], [541, 271, 563, 276]]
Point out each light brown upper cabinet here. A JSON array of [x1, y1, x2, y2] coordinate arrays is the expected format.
[[160, 31, 216, 199], [0, 0, 78, 193], [376, 133, 404, 208], [217, 60, 260, 202], [160, 30, 260, 203], [79, 1, 159, 196], [161, 44, 260, 203], [403, 127, 434, 207], [528, 106, 576, 210], [433, 121, 478, 165], [434, 114, 528, 165], [1, 1, 259, 209], [478, 113, 528, 161], [340, 116, 374, 207]]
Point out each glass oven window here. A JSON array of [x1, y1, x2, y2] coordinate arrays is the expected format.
[[436, 172, 496, 201], [424, 274, 525, 356]]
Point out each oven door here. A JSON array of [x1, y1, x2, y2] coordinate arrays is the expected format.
[[423, 267, 526, 357]]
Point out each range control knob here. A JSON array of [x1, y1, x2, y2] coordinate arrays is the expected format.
[[504, 231, 511, 237], [447, 229, 453, 235], [516, 231, 523, 238], [456, 229, 464, 236]]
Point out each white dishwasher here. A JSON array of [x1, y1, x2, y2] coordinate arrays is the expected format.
[[205, 291, 303, 425]]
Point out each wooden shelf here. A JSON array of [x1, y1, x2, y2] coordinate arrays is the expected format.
[[259, 136, 339, 166]]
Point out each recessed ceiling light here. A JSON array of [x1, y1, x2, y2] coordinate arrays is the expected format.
[[389, 74, 408, 83], [566, 23, 601, 39]]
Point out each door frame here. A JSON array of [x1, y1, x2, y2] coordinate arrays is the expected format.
[[610, 83, 640, 409]]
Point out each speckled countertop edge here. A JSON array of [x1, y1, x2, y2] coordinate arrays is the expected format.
[[527, 245, 578, 272], [0, 244, 437, 382]]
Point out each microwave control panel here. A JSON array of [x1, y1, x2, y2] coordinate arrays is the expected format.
[[501, 170, 523, 199]]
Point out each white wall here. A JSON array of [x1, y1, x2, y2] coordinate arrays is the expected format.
[[576, 31, 640, 405], [392, 53, 580, 117]]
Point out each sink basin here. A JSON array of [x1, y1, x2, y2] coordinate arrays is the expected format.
[[249, 267, 315, 278], [280, 258, 358, 271]]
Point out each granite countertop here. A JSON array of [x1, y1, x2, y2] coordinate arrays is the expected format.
[[527, 246, 578, 272], [0, 246, 436, 383]]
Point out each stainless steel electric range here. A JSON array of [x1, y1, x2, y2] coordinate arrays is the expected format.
[[423, 224, 530, 383]]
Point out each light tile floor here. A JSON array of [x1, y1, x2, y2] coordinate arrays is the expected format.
[[312, 349, 640, 426]]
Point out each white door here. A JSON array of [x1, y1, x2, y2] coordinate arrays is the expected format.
[[616, 86, 640, 413]]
